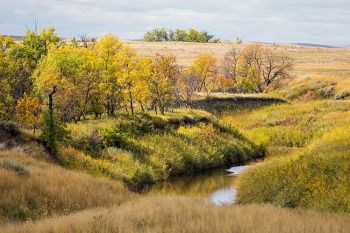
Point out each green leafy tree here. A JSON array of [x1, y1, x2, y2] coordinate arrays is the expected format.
[[171, 29, 188, 42], [144, 28, 169, 42]]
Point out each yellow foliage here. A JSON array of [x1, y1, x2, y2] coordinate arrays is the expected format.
[[15, 94, 41, 134]]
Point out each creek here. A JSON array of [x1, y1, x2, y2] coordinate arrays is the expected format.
[[148, 165, 249, 205]]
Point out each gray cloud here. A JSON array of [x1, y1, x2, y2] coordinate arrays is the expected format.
[[0, 0, 349, 45]]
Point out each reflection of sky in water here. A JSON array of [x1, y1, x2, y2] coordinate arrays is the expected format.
[[211, 187, 236, 206], [210, 166, 248, 205], [227, 166, 249, 176]]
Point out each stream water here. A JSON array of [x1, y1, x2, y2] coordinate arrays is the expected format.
[[148, 165, 249, 205]]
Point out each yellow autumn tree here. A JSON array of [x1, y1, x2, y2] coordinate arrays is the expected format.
[[147, 53, 179, 115], [94, 34, 124, 116], [118, 46, 138, 115], [192, 53, 217, 96], [15, 94, 42, 134], [134, 57, 153, 112]]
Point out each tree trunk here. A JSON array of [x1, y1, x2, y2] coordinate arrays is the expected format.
[[128, 88, 134, 116], [48, 86, 57, 116], [140, 102, 145, 112]]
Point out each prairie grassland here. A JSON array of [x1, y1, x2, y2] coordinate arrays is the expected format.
[[0, 148, 137, 223], [221, 100, 350, 156], [127, 41, 350, 96], [3, 197, 350, 233]]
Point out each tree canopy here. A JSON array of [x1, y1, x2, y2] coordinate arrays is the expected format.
[[0, 26, 294, 127]]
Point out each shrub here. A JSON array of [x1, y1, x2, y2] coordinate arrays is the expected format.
[[0, 121, 19, 137], [125, 166, 156, 191], [40, 111, 70, 160], [100, 128, 128, 148], [0, 160, 29, 176]]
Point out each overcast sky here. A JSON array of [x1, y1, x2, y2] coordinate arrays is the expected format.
[[1, 0, 349, 45]]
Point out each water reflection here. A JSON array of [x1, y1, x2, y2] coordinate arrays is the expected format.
[[148, 166, 248, 205]]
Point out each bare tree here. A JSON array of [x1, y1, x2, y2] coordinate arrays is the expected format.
[[177, 68, 201, 106], [80, 34, 97, 49], [223, 46, 241, 82], [260, 49, 294, 91]]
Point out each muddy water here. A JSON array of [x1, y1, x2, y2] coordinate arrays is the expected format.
[[148, 166, 249, 205]]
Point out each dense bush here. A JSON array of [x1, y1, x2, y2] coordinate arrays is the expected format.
[[0, 121, 19, 138], [40, 111, 70, 159]]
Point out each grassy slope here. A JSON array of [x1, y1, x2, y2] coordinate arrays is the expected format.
[[221, 100, 350, 212], [63, 109, 264, 190], [127, 41, 350, 98], [0, 135, 137, 223], [222, 100, 350, 156], [4, 197, 350, 233]]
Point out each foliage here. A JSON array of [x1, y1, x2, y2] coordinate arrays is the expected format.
[[15, 94, 42, 134], [144, 28, 217, 43], [147, 53, 180, 114], [144, 28, 168, 42], [40, 111, 70, 158], [191, 53, 218, 95], [224, 44, 294, 93]]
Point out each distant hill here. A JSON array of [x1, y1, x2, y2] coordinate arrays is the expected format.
[[1, 35, 69, 42], [292, 43, 339, 48], [0, 35, 25, 41]]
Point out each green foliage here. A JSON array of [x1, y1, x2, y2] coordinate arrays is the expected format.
[[144, 28, 217, 43], [40, 111, 70, 158], [125, 166, 156, 191], [100, 128, 128, 148], [144, 28, 168, 42]]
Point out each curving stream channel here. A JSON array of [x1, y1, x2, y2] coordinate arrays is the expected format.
[[148, 165, 249, 205]]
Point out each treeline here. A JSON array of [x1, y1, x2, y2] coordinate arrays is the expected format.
[[144, 28, 219, 43], [0, 27, 294, 132]]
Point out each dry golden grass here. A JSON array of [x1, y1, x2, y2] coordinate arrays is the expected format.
[[0, 149, 137, 223], [3, 196, 350, 233], [127, 41, 350, 94]]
